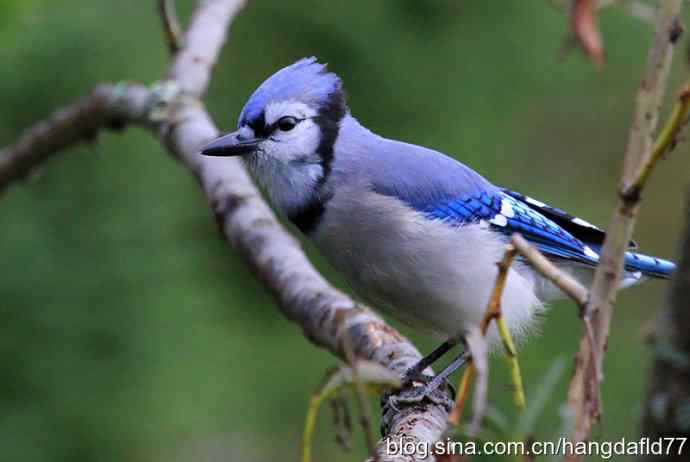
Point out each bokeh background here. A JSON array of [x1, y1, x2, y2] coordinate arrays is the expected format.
[[1, 1, 689, 461]]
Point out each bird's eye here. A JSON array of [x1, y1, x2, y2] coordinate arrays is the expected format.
[[276, 116, 298, 132]]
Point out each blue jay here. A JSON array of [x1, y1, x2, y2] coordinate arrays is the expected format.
[[202, 58, 675, 401]]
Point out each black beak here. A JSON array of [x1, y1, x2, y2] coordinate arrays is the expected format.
[[201, 132, 261, 157]]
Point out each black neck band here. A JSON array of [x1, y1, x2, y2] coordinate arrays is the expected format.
[[288, 90, 347, 234]]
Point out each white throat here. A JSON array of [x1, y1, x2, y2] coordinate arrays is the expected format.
[[241, 100, 328, 219], [244, 154, 324, 217]]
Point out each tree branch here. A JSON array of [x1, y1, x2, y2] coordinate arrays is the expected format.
[[0, 1, 448, 460], [511, 233, 589, 308], [165, 0, 248, 97], [564, 2, 684, 456], [0, 83, 150, 194], [158, 0, 184, 54], [622, 83, 690, 200]]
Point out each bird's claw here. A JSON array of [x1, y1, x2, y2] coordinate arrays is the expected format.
[[391, 384, 454, 410], [380, 378, 456, 435], [401, 371, 434, 387]]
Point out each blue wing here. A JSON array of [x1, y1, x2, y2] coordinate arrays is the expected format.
[[499, 189, 638, 250], [419, 189, 603, 266], [358, 136, 675, 279], [419, 189, 675, 278], [498, 189, 675, 279]]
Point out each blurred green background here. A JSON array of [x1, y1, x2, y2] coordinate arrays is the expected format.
[[1, 1, 689, 461]]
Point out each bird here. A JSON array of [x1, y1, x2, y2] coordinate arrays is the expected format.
[[201, 57, 676, 404]]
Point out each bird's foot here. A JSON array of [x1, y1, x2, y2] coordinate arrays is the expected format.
[[383, 374, 456, 413], [400, 339, 457, 386], [394, 381, 455, 409], [381, 351, 469, 434], [401, 367, 433, 387], [380, 377, 455, 434]]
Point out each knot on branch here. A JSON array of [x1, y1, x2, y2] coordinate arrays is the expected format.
[[670, 17, 684, 44], [146, 80, 198, 124], [100, 83, 138, 130], [619, 184, 642, 203]]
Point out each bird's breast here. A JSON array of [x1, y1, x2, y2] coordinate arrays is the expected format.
[[310, 186, 543, 342]]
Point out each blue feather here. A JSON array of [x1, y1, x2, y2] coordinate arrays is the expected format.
[[238, 57, 342, 128], [423, 191, 599, 262], [428, 191, 676, 278], [391, 185, 676, 279], [623, 249, 676, 278], [337, 121, 676, 280]]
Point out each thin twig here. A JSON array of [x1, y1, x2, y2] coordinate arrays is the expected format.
[[511, 233, 603, 387], [466, 327, 489, 438], [496, 307, 526, 409], [158, 0, 184, 54], [0, 83, 150, 194], [330, 393, 352, 453], [450, 365, 475, 428], [511, 233, 589, 308], [622, 84, 690, 200], [301, 361, 399, 462], [481, 245, 519, 333], [337, 311, 378, 461], [448, 245, 522, 427], [564, 2, 683, 458]]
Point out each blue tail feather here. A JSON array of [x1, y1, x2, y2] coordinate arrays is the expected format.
[[624, 251, 676, 279]]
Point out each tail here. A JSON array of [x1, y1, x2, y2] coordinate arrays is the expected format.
[[624, 251, 676, 280], [536, 249, 675, 299]]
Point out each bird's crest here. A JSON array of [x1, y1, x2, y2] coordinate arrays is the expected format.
[[238, 57, 344, 129]]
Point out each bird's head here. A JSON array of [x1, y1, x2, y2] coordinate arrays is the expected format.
[[201, 57, 348, 221]]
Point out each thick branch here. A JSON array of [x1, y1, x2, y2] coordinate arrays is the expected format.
[[165, 0, 248, 97], [564, 1, 683, 456], [161, 2, 450, 458], [0, 1, 447, 460], [174, 105, 450, 459]]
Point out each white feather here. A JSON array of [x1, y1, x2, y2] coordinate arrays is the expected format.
[[583, 246, 599, 260], [264, 100, 316, 125], [571, 217, 598, 229], [489, 214, 508, 227], [242, 101, 324, 217], [525, 196, 546, 207], [312, 184, 544, 348], [500, 198, 515, 218]]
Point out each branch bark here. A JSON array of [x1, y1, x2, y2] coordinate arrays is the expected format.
[[158, 0, 184, 54], [0, 1, 448, 460], [564, 2, 683, 456], [511, 233, 589, 308], [0, 83, 150, 193]]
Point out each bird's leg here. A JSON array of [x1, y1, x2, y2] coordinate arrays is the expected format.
[[402, 337, 460, 384], [421, 350, 470, 395], [386, 349, 470, 414]]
